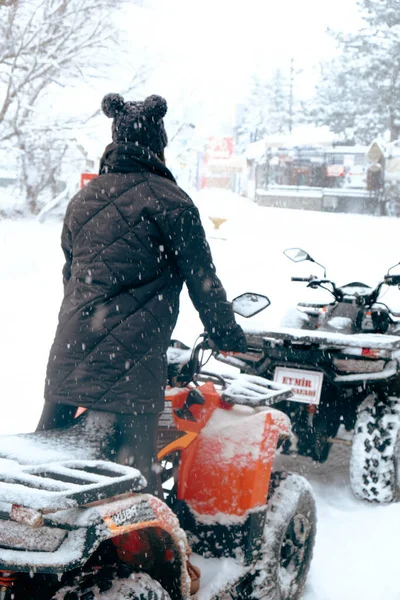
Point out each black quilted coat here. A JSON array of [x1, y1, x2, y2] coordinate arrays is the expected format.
[[44, 143, 244, 415]]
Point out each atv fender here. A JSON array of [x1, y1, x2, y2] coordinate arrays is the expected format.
[[177, 406, 291, 517]]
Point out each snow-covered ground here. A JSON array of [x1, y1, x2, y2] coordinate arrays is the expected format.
[[0, 190, 399, 599]]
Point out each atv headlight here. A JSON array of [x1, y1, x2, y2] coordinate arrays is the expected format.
[[333, 358, 386, 374]]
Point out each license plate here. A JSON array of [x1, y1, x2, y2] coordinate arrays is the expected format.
[[273, 367, 324, 405]]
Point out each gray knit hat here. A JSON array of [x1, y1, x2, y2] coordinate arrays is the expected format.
[[101, 93, 168, 155]]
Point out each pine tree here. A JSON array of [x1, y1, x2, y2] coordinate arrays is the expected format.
[[312, 0, 400, 143]]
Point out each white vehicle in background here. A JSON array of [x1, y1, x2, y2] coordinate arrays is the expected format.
[[324, 145, 368, 189]]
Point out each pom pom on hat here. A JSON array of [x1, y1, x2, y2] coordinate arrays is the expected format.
[[101, 93, 125, 118], [143, 95, 168, 120]]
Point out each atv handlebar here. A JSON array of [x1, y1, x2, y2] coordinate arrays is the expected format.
[[384, 274, 400, 286], [292, 273, 400, 307], [291, 276, 314, 282], [364, 275, 400, 306], [291, 275, 340, 292], [288, 249, 400, 308], [169, 335, 293, 407]]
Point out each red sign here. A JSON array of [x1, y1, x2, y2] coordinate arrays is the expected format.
[[326, 165, 345, 178], [274, 367, 324, 405], [80, 173, 97, 188], [205, 137, 234, 162]]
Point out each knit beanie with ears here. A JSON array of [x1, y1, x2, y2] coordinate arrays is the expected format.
[[101, 93, 168, 155]]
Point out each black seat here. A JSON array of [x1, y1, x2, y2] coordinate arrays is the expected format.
[[0, 412, 148, 511], [0, 411, 117, 466]]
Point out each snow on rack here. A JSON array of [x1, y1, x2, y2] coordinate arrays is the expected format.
[[0, 460, 145, 511], [243, 325, 400, 350]]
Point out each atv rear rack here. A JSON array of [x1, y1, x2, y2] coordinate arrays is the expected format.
[[0, 460, 146, 512], [245, 326, 400, 351]]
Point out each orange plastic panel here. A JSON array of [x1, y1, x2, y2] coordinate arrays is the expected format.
[[164, 388, 189, 404], [157, 432, 198, 461], [168, 382, 222, 433], [177, 408, 285, 516]]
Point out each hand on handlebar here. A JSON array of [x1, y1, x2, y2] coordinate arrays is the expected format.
[[207, 325, 248, 354]]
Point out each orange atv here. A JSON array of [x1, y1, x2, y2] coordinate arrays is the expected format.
[[0, 293, 316, 600]]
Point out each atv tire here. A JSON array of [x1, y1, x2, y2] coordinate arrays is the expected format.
[[309, 430, 332, 463], [52, 569, 171, 600], [350, 394, 400, 503], [250, 472, 316, 600]]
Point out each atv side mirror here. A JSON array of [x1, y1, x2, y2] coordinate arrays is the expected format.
[[387, 261, 400, 276], [283, 247, 310, 263], [284, 247, 327, 277], [232, 293, 270, 318]]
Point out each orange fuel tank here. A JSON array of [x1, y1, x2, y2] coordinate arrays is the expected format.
[[177, 405, 290, 516]]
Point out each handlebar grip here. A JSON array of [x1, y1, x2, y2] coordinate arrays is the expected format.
[[384, 274, 400, 286], [291, 277, 312, 282]]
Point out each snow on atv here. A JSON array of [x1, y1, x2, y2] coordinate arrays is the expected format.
[[0, 293, 316, 600], [218, 252, 400, 504]]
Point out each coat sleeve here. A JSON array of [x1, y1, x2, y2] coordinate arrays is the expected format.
[[163, 205, 246, 351], [61, 222, 72, 286]]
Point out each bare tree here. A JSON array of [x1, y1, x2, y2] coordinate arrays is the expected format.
[[0, 0, 147, 214]]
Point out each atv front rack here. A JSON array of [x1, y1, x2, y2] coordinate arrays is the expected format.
[[221, 373, 293, 406], [194, 371, 293, 406]]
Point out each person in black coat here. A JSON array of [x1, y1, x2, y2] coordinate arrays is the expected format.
[[38, 93, 247, 494]]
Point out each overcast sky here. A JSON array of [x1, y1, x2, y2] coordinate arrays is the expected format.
[[64, 0, 362, 154], [123, 0, 362, 134]]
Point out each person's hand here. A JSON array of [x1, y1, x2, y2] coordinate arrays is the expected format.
[[210, 324, 248, 354]]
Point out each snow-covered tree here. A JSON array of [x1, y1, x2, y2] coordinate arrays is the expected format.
[[0, 0, 147, 214], [240, 70, 288, 143], [237, 62, 300, 150], [311, 0, 400, 144]]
